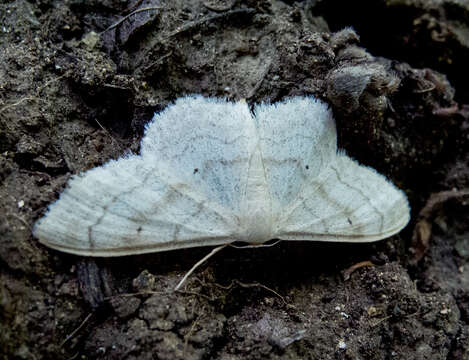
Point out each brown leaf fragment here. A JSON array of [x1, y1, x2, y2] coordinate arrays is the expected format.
[[410, 189, 469, 264], [342, 260, 374, 281]]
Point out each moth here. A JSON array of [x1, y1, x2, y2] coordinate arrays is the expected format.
[[34, 95, 409, 266]]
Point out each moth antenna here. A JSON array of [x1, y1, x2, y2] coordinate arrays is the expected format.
[[174, 244, 229, 291]]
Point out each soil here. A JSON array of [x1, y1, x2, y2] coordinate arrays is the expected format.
[[1, 0, 469, 359]]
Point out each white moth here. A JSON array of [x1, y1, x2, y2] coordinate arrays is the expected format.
[[34, 96, 410, 260]]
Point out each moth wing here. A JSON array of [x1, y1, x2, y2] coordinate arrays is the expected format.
[[34, 96, 258, 256], [275, 154, 410, 242], [142, 95, 257, 214], [253, 96, 337, 217], [33, 156, 240, 256]]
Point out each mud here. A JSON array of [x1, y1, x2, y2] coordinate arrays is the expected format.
[[1, 0, 468, 359]]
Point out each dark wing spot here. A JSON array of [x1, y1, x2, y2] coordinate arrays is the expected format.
[[193, 168, 199, 174], [137, 226, 143, 233], [305, 165, 309, 170]]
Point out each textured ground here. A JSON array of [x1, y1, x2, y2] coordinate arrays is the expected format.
[[1, 0, 469, 359]]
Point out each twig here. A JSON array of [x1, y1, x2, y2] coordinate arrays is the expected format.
[[371, 311, 420, 327], [103, 83, 131, 90], [103, 290, 169, 301], [246, 59, 272, 99], [371, 314, 392, 327], [36, 71, 70, 95], [94, 118, 119, 145], [174, 244, 228, 291], [101, 7, 161, 34], [0, 97, 36, 113], [183, 317, 199, 356], [143, 51, 173, 73], [61, 313, 93, 347], [178, 290, 213, 301], [214, 279, 288, 305], [166, 8, 255, 39], [0, 70, 70, 114], [10, 214, 31, 231], [103, 288, 215, 301]]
